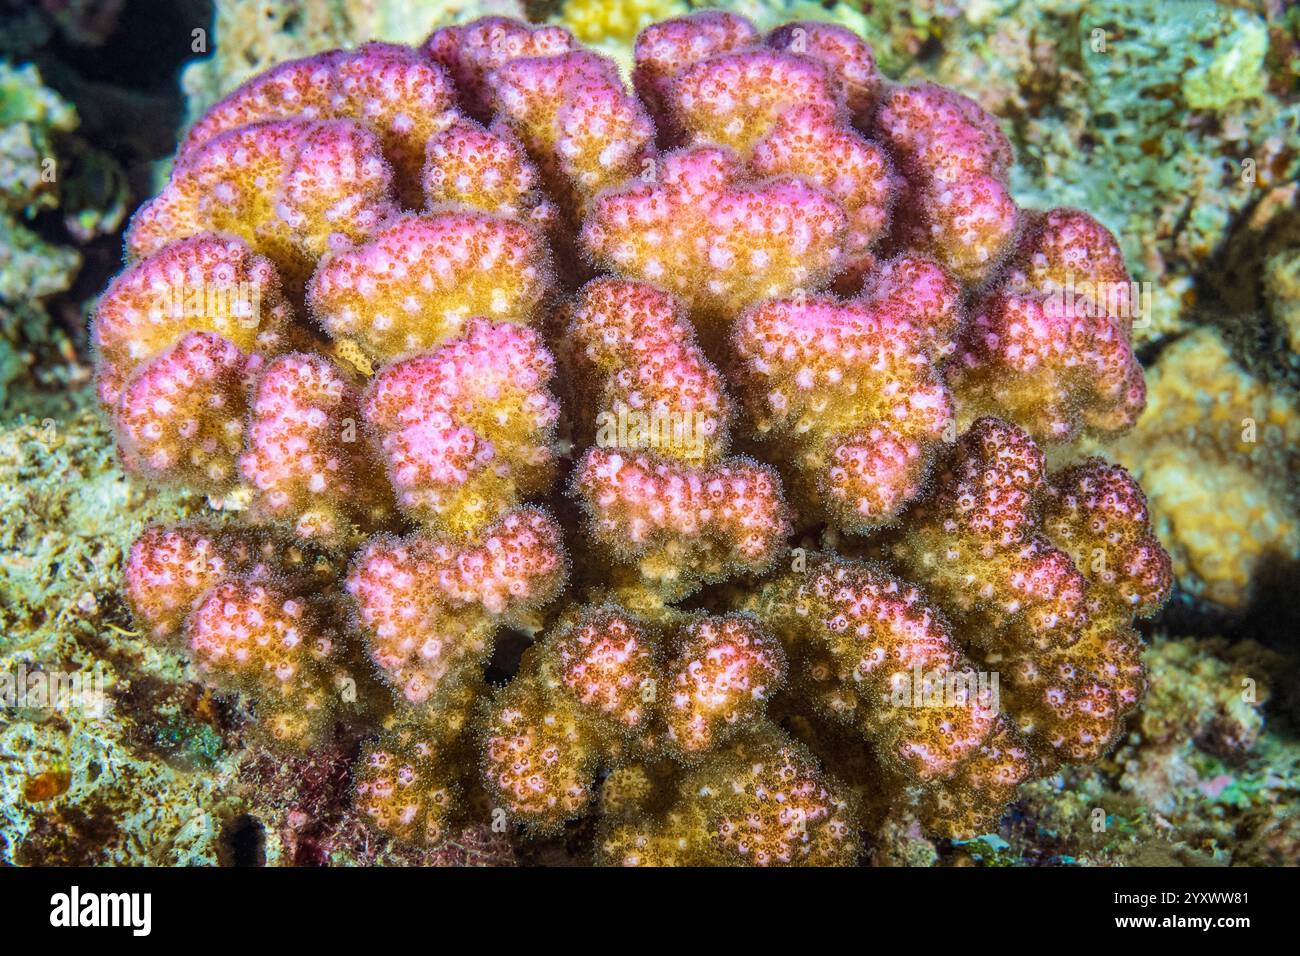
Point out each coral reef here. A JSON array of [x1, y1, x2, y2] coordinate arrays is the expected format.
[[994, 634, 1299, 868], [1095, 327, 1299, 612], [477, 601, 859, 865], [346, 507, 566, 709], [180, 1, 528, 124], [861, 0, 1299, 344], [37, 8, 1199, 868], [948, 208, 1146, 442], [0, 60, 126, 410], [743, 417, 1170, 838], [565, 278, 789, 605]]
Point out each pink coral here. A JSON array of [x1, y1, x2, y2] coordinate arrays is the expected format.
[[240, 352, 393, 544], [633, 12, 759, 130], [582, 146, 848, 326], [886, 418, 1172, 767], [186, 575, 347, 748], [565, 279, 790, 602], [93, 234, 290, 414], [421, 118, 558, 229], [180, 43, 460, 206], [115, 331, 257, 487], [480, 604, 800, 841], [573, 448, 790, 600], [669, 47, 839, 161], [346, 507, 566, 709], [732, 253, 962, 529], [564, 278, 731, 460], [551, 605, 660, 734], [663, 614, 787, 758], [766, 21, 881, 124], [872, 83, 1018, 284], [750, 103, 895, 289], [424, 17, 577, 120], [950, 208, 1147, 441], [748, 556, 1028, 829], [488, 51, 655, 216], [100, 11, 1172, 864], [361, 319, 559, 536], [128, 120, 396, 286], [307, 212, 551, 364], [124, 522, 269, 641]]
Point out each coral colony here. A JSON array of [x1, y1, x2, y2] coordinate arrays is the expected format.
[[95, 12, 1170, 866]]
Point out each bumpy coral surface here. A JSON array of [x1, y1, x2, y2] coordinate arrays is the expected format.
[[949, 209, 1147, 442], [347, 506, 565, 710], [478, 602, 860, 866], [125, 522, 366, 749], [241, 352, 394, 544], [732, 254, 961, 530], [308, 212, 552, 363], [98, 11, 1171, 865], [566, 278, 790, 604], [883, 420, 1170, 769], [362, 320, 559, 536]]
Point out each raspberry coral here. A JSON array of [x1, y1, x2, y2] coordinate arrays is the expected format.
[[424, 17, 577, 121], [124, 521, 367, 749], [99, 11, 1172, 865], [565, 279, 791, 604], [186, 575, 347, 748], [885, 418, 1172, 768], [750, 558, 1004, 782], [669, 47, 840, 160], [573, 448, 790, 602], [662, 614, 786, 758], [479, 603, 799, 841], [128, 120, 396, 287], [346, 507, 566, 710], [179, 43, 460, 207], [353, 701, 477, 847], [307, 212, 551, 364], [563, 277, 732, 461], [750, 103, 895, 290], [93, 234, 292, 488], [94, 234, 290, 413], [124, 521, 271, 641], [582, 146, 849, 327], [732, 254, 962, 529], [950, 208, 1148, 441], [114, 331, 257, 487], [240, 352, 393, 545], [489, 50, 655, 216], [596, 725, 861, 866], [421, 118, 558, 230], [766, 21, 881, 124], [361, 320, 559, 536], [872, 83, 1017, 283]]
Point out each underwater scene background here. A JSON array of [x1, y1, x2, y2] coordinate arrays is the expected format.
[[0, 0, 1297, 867]]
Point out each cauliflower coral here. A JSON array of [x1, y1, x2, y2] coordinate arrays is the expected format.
[[100, 12, 1169, 866]]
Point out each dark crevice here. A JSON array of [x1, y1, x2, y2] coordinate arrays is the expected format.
[[218, 813, 267, 867]]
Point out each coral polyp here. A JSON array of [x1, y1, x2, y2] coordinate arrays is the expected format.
[[732, 253, 962, 530], [95, 10, 1171, 867]]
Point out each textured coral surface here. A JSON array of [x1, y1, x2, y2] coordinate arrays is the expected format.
[[78, 10, 1185, 867]]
